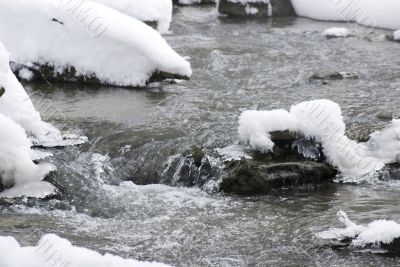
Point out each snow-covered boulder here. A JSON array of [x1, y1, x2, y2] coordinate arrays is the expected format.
[[0, 114, 56, 198], [93, 0, 173, 34], [238, 99, 400, 177], [0, 42, 66, 146], [322, 27, 350, 39], [217, 0, 295, 17], [386, 30, 400, 43], [0, 0, 192, 87], [0, 234, 171, 267], [291, 0, 400, 31], [318, 211, 400, 255]]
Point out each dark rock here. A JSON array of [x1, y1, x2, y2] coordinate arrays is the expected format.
[[11, 62, 190, 87], [270, 0, 296, 16], [218, 0, 295, 17], [220, 160, 337, 195], [0, 87, 4, 98], [174, 0, 216, 5], [218, 0, 269, 17], [386, 33, 400, 43], [381, 237, 400, 255], [309, 71, 359, 81]]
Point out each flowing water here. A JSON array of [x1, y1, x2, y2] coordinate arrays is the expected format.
[[2, 6, 400, 267]]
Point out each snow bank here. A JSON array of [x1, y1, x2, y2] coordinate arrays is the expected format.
[[0, 114, 56, 198], [0, 234, 170, 267], [322, 27, 350, 38], [0, 0, 191, 87], [318, 211, 400, 248], [238, 99, 400, 176], [291, 0, 400, 30], [93, 0, 172, 33]]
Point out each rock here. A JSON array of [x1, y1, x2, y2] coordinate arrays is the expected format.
[[386, 33, 400, 43], [173, 0, 216, 5], [0, 87, 4, 98], [270, 0, 296, 16], [220, 160, 337, 195], [10, 62, 189, 87], [218, 0, 270, 17], [309, 71, 359, 81], [381, 237, 400, 255], [376, 111, 396, 121], [218, 0, 295, 17]]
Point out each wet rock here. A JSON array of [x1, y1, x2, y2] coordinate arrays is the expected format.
[[386, 33, 400, 43], [381, 237, 400, 255], [309, 71, 359, 81], [376, 111, 396, 121], [11, 62, 190, 87], [218, 0, 270, 17], [218, 0, 295, 17], [220, 160, 337, 195], [173, 0, 216, 5], [269, 0, 296, 17], [0, 87, 4, 98]]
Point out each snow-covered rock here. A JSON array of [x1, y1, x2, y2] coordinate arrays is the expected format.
[[0, 114, 56, 198], [0, 0, 192, 87], [238, 99, 400, 176], [322, 27, 350, 38], [217, 0, 295, 17], [318, 211, 400, 254], [0, 234, 170, 267], [93, 0, 173, 34], [291, 0, 400, 31]]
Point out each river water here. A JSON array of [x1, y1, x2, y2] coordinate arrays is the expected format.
[[1, 5, 400, 267]]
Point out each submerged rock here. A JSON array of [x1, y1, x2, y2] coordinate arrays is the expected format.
[[309, 71, 359, 81]]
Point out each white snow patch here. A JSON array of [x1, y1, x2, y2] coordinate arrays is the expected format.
[[93, 0, 173, 34], [291, 0, 400, 30], [0, 114, 56, 198], [0, 0, 191, 87], [322, 27, 350, 38], [394, 30, 400, 41], [245, 4, 259, 15], [318, 211, 400, 248], [0, 234, 171, 267], [238, 99, 400, 176]]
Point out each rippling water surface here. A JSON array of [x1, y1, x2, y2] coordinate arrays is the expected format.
[[1, 6, 400, 267]]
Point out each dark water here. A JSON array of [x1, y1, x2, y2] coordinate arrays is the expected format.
[[1, 6, 400, 267]]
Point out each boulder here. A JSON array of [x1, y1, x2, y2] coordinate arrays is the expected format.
[[220, 160, 337, 194], [386, 33, 400, 43], [218, 0, 295, 17]]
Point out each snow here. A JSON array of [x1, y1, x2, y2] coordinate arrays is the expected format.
[[394, 30, 400, 41], [93, 0, 173, 34], [322, 27, 350, 38], [0, 234, 170, 267], [238, 99, 400, 176], [0, 114, 56, 198], [291, 0, 400, 30], [0, 0, 192, 87], [318, 211, 400, 248]]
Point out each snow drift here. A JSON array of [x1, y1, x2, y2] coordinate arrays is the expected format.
[[238, 99, 400, 176], [0, 0, 191, 87], [93, 0, 173, 33], [291, 0, 400, 30], [0, 234, 170, 267]]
